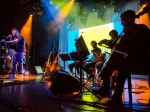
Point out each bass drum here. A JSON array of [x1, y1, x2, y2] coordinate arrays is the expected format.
[[0, 54, 12, 69]]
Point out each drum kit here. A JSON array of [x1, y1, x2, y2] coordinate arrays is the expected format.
[[0, 43, 12, 74], [0, 54, 12, 74], [0, 40, 27, 75]]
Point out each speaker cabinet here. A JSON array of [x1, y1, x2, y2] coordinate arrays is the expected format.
[[50, 70, 80, 96], [28, 66, 43, 74]]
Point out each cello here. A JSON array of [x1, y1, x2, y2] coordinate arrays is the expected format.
[[99, 6, 150, 78], [49, 50, 61, 72]]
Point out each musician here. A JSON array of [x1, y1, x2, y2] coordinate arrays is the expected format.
[[82, 40, 102, 80], [68, 61, 80, 76], [95, 30, 118, 71], [1, 28, 26, 78], [98, 29, 118, 48], [68, 39, 80, 76], [105, 10, 150, 105]]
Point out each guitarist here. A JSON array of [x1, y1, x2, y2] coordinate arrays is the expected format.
[[102, 9, 150, 105]]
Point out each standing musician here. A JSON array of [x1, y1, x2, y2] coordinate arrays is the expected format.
[[1, 28, 26, 78], [82, 40, 102, 80], [96, 9, 150, 105]]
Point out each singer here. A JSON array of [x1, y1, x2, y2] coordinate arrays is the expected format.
[[1, 28, 26, 78]]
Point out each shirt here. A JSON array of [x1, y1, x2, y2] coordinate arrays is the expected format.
[[6, 35, 26, 52]]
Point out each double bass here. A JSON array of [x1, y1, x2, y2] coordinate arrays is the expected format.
[[99, 6, 150, 78]]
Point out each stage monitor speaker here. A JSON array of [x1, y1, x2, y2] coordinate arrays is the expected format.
[[50, 70, 80, 96], [28, 66, 43, 74]]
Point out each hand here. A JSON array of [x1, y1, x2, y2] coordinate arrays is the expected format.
[[1, 39, 6, 43], [98, 39, 107, 46]]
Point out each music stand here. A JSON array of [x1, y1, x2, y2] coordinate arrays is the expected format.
[[75, 35, 101, 99], [69, 52, 80, 61], [59, 54, 71, 70]]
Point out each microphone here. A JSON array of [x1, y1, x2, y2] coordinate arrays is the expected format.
[[6, 35, 12, 39]]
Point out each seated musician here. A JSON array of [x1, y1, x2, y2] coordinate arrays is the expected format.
[[68, 61, 80, 76], [97, 9, 150, 105], [82, 40, 102, 80], [95, 30, 119, 72], [98, 29, 118, 48]]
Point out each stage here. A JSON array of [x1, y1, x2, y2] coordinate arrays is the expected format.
[[0, 73, 150, 112]]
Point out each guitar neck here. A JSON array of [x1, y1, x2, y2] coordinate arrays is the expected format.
[[54, 50, 61, 61], [48, 52, 52, 63]]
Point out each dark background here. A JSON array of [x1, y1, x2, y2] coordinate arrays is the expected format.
[[0, 0, 60, 69]]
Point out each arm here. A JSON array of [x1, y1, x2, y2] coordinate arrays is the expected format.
[[92, 49, 102, 62], [1, 38, 19, 44], [6, 38, 19, 44]]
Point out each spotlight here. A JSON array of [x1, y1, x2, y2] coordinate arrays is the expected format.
[[140, 0, 148, 7]]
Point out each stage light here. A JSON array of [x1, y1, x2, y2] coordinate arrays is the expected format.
[[24, 70, 29, 75], [114, 6, 120, 13], [140, 0, 148, 7], [80, 15, 87, 25], [20, 15, 32, 50], [80, 10, 88, 25], [97, 10, 105, 20]]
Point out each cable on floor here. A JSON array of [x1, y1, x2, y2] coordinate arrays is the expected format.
[[0, 98, 33, 112]]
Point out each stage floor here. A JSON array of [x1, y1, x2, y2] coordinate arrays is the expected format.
[[0, 73, 150, 112]]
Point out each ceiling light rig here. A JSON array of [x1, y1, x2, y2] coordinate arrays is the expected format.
[[80, 11, 88, 25], [79, 6, 88, 25], [19, 0, 44, 16], [97, 10, 105, 20], [114, 6, 120, 13]]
